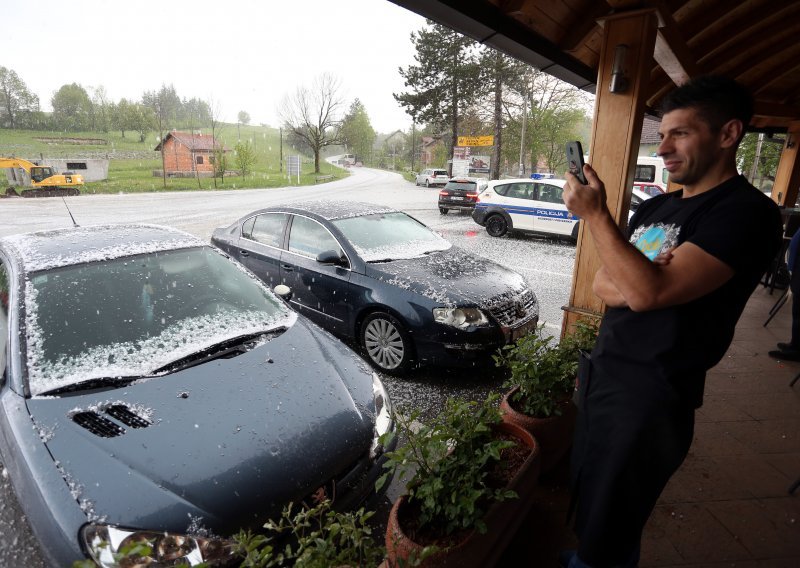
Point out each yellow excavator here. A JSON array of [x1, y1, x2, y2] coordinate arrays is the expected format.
[[1, 157, 83, 197]]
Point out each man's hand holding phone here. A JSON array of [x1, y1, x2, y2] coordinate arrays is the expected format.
[[563, 142, 608, 223]]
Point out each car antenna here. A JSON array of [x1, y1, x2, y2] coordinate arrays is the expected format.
[[61, 196, 80, 227]]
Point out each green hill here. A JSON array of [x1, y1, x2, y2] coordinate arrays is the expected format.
[[0, 125, 347, 193]]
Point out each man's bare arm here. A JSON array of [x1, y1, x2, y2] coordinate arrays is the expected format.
[[565, 166, 734, 312], [593, 266, 628, 307]]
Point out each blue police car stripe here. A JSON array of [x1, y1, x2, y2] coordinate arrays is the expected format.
[[474, 202, 580, 220]]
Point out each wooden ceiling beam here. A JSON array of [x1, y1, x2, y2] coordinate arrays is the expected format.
[[497, 0, 528, 15], [558, 2, 613, 52], [650, 1, 701, 86], [688, 0, 793, 65]]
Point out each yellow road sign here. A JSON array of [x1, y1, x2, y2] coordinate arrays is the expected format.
[[457, 135, 494, 147]]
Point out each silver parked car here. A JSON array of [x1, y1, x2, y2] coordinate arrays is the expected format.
[[415, 168, 449, 187]]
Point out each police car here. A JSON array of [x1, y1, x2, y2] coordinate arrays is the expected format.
[[472, 177, 651, 241], [472, 177, 580, 240]]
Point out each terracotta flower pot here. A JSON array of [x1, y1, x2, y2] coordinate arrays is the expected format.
[[500, 386, 577, 474], [384, 422, 540, 568]]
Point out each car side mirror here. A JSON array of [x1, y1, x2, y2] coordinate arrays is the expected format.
[[316, 249, 347, 267], [273, 284, 293, 302]]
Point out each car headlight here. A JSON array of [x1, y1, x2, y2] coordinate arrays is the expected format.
[[433, 307, 489, 329], [370, 373, 394, 459], [81, 524, 236, 567]]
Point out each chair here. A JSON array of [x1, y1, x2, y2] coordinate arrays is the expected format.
[[764, 245, 792, 327]]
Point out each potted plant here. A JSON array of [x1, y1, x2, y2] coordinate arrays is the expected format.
[[377, 395, 541, 567], [494, 320, 599, 473], [234, 498, 385, 567]]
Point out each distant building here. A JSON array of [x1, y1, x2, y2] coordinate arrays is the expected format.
[[639, 116, 662, 156], [154, 131, 228, 177]]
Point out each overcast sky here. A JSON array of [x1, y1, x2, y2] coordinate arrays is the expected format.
[[5, 0, 427, 133]]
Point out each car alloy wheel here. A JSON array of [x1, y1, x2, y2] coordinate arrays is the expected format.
[[486, 214, 509, 237], [361, 312, 412, 374]]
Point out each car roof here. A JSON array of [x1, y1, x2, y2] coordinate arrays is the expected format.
[[244, 200, 399, 222], [487, 177, 567, 188], [0, 224, 203, 273], [631, 188, 653, 201]]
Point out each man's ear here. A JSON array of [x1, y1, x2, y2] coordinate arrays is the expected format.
[[719, 119, 744, 149]]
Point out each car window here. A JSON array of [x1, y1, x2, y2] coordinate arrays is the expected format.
[[634, 164, 655, 183], [433, 170, 447, 176], [24, 247, 292, 396], [0, 261, 8, 375], [333, 211, 450, 262], [247, 213, 287, 248], [444, 181, 476, 191], [506, 183, 533, 200], [288, 215, 343, 259], [493, 183, 510, 196], [536, 183, 564, 204], [630, 193, 644, 211]]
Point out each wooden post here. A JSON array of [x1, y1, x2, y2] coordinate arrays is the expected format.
[[770, 120, 800, 207], [562, 9, 658, 338]]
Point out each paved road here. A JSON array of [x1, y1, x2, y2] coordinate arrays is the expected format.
[[0, 167, 576, 565]]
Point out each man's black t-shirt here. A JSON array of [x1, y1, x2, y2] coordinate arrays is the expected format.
[[592, 175, 782, 408]]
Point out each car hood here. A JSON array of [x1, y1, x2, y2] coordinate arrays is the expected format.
[[364, 246, 528, 306], [27, 318, 377, 535]]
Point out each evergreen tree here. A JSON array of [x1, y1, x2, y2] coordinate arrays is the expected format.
[[395, 21, 481, 175], [339, 99, 376, 164]]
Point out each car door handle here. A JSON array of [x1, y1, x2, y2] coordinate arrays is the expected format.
[[239, 250, 250, 257], [281, 264, 294, 272]]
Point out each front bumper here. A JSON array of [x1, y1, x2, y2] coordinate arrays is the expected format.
[[414, 315, 538, 368], [472, 207, 489, 225]]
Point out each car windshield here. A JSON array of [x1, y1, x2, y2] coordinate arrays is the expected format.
[[332, 211, 451, 262], [24, 246, 294, 396]]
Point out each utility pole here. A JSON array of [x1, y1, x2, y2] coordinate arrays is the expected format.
[[518, 75, 530, 178], [410, 118, 416, 173]]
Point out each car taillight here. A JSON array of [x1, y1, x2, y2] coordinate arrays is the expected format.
[[467, 192, 478, 198], [439, 190, 447, 197]]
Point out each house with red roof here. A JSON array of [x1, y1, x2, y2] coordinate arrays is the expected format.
[[154, 131, 228, 176]]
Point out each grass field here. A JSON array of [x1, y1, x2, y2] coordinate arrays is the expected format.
[[1, 124, 348, 194]]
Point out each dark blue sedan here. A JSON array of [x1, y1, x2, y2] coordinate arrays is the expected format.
[[0, 224, 394, 566], [211, 201, 539, 374]]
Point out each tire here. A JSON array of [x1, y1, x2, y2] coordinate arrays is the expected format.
[[425, 179, 431, 188], [486, 214, 509, 237], [360, 312, 414, 374], [570, 221, 580, 243], [439, 207, 448, 214]]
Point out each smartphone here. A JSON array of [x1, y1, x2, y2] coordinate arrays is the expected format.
[[566, 141, 587, 184]]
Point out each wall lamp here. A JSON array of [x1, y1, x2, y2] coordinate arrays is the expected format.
[[609, 44, 629, 94]]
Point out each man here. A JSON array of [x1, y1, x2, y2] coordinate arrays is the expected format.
[[561, 75, 782, 568], [768, 228, 800, 360]]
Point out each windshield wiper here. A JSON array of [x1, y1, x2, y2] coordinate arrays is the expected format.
[[40, 376, 141, 396], [366, 258, 395, 263], [150, 330, 281, 375]]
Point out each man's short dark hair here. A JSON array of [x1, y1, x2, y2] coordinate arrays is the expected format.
[[661, 75, 754, 137]]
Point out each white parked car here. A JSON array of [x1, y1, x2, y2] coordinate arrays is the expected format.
[[472, 178, 651, 240], [415, 168, 449, 187]]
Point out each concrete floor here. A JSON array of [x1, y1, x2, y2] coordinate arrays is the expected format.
[[499, 284, 800, 567]]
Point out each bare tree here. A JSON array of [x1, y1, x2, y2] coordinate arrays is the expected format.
[[278, 74, 345, 174]]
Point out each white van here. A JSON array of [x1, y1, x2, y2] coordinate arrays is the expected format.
[[635, 156, 667, 192]]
